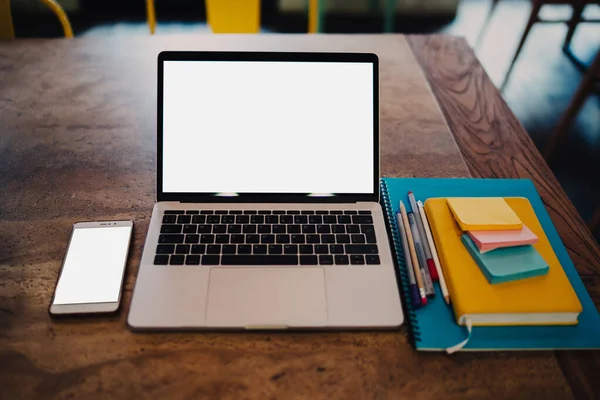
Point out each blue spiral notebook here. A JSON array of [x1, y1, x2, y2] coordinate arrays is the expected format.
[[380, 177, 600, 351]]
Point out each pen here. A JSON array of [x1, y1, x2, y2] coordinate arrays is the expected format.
[[396, 211, 422, 308], [408, 212, 435, 297], [408, 191, 439, 281], [417, 200, 450, 304], [399, 201, 427, 305]]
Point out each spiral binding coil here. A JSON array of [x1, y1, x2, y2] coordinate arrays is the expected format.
[[380, 179, 421, 343]]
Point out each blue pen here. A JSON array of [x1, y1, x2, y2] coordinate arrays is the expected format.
[[396, 212, 422, 308]]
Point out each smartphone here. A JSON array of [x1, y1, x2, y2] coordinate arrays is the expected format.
[[49, 221, 134, 316]]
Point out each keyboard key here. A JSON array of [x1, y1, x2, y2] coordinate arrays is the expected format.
[[291, 234, 305, 244], [251, 215, 264, 224], [358, 210, 372, 215], [228, 225, 242, 234], [215, 210, 228, 215], [185, 234, 200, 244], [294, 215, 308, 224], [177, 215, 191, 224], [265, 215, 279, 224], [192, 215, 206, 224], [332, 225, 345, 233], [154, 255, 169, 265], [229, 210, 242, 215], [161, 224, 182, 234], [330, 245, 344, 254], [287, 225, 301, 234], [323, 216, 337, 224], [258, 210, 271, 215], [213, 225, 227, 234], [330, 211, 343, 215], [276, 234, 291, 244], [315, 245, 329, 254], [302, 225, 316, 234], [350, 255, 365, 265], [273, 225, 286, 233], [200, 234, 215, 244], [231, 234, 245, 244], [261, 235, 275, 244], [284, 244, 298, 254], [299, 245, 313, 254], [309, 215, 323, 224], [216, 234, 230, 244], [319, 255, 334, 265], [235, 215, 250, 224], [335, 255, 350, 265], [337, 215, 351, 224], [243, 225, 257, 234], [366, 255, 381, 265], [201, 255, 220, 265], [186, 255, 201, 265], [321, 235, 335, 244], [272, 210, 286, 215], [334, 255, 350, 265], [222, 245, 237, 254], [306, 234, 320, 244], [182, 225, 196, 234], [246, 234, 260, 244], [365, 232, 377, 244], [200, 210, 214, 215], [361, 225, 375, 233], [238, 244, 252, 254], [345, 244, 379, 254], [300, 255, 318, 265], [164, 210, 184, 215], [280, 215, 293, 224], [336, 234, 351, 244], [258, 225, 271, 234], [170, 255, 185, 265], [221, 255, 298, 265], [344, 210, 358, 215], [207, 245, 221, 254], [191, 245, 206, 254], [351, 234, 366, 244], [176, 245, 190, 254], [156, 244, 175, 254], [243, 210, 258, 215], [186, 210, 199, 215], [346, 225, 360, 233], [197, 225, 212, 233], [301, 210, 315, 214], [287, 210, 300, 215], [315, 211, 329, 215], [159, 234, 184, 244], [316, 225, 331, 234], [269, 245, 283, 254], [221, 215, 235, 224], [162, 215, 176, 224], [206, 215, 220, 224], [352, 215, 373, 224]]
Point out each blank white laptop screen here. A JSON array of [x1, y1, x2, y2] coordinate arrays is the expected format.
[[162, 60, 374, 194]]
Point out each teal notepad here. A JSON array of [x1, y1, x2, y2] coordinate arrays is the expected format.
[[380, 177, 600, 351], [461, 234, 549, 284]]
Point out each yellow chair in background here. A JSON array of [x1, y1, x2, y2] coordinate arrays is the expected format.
[[0, 0, 73, 40]]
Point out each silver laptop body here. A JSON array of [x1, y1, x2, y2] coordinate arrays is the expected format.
[[128, 51, 403, 330]]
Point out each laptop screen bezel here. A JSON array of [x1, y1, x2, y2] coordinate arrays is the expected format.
[[157, 51, 379, 203]]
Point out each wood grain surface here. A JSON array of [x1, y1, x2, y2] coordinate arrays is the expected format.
[[407, 34, 600, 400], [0, 34, 595, 400]]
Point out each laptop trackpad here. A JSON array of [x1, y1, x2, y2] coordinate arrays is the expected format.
[[205, 267, 327, 328]]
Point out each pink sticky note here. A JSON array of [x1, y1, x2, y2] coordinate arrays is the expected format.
[[467, 225, 538, 253]]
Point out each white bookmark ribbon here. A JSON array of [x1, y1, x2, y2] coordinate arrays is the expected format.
[[445, 318, 473, 354]]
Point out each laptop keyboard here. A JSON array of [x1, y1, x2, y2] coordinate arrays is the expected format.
[[153, 210, 381, 266]]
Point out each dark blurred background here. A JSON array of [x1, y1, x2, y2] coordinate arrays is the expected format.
[[6, 0, 600, 240]]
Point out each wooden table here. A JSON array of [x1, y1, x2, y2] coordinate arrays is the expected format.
[[0, 34, 598, 400]]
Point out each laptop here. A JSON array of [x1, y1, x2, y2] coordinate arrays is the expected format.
[[128, 51, 403, 330]]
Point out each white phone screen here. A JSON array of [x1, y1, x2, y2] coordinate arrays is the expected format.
[[53, 226, 132, 305]]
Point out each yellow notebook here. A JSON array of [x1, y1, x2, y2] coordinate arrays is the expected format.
[[446, 197, 523, 231], [425, 197, 582, 326]]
